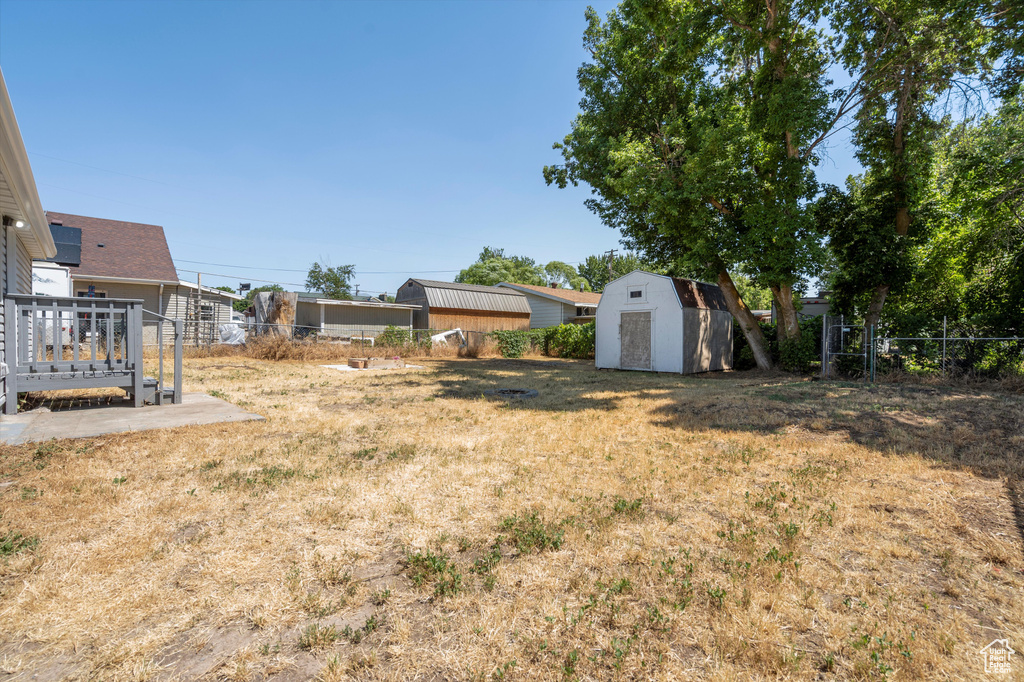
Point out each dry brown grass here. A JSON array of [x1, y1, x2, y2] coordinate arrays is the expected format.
[[1, 360, 1023, 680], [182, 335, 513, 363]]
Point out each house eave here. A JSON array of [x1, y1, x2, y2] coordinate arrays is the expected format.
[[0, 68, 56, 259], [70, 273, 179, 286], [311, 298, 420, 310]]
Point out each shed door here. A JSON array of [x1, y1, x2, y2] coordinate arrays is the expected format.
[[620, 311, 652, 370]]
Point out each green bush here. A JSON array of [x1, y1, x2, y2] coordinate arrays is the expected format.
[[548, 322, 595, 359], [733, 316, 822, 373], [377, 325, 413, 347], [489, 330, 531, 358]]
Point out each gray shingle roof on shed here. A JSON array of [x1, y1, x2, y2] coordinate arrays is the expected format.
[[404, 279, 531, 314]]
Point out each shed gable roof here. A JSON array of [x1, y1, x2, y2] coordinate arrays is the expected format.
[[670, 277, 730, 311], [47, 211, 178, 283], [400, 278, 531, 314]]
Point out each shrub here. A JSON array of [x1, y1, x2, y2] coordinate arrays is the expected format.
[[489, 330, 531, 358], [548, 322, 595, 359], [377, 325, 413, 348], [732, 316, 822, 373]]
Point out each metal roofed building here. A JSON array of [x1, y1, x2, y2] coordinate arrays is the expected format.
[[293, 294, 417, 339], [394, 278, 531, 332]]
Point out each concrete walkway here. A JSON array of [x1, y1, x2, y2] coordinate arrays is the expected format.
[[0, 393, 264, 445]]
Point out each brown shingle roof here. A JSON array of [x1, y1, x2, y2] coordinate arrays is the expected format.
[[671, 277, 730, 311], [46, 211, 178, 283], [497, 282, 602, 306]]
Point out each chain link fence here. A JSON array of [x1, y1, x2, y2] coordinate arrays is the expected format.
[[872, 319, 1024, 380], [201, 323, 497, 353], [823, 315, 1024, 380]]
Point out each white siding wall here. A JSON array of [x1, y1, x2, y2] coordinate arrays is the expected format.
[[524, 295, 565, 328], [596, 272, 684, 373], [162, 287, 234, 342], [15, 236, 30, 295], [3, 229, 44, 407], [0, 226, 6, 408], [295, 301, 412, 337]]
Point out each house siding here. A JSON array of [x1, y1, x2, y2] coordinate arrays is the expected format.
[[0, 226, 6, 408], [162, 287, 235, 343], [2, 229, 38, 408], [524, 296, 564, 329], [15, 236, 31, 295], [294, 302, 412, 337]]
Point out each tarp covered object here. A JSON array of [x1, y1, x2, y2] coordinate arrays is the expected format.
[[219, 323, 246, 345]]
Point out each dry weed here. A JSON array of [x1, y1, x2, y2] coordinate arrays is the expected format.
[[0, 359, 1022, 679]]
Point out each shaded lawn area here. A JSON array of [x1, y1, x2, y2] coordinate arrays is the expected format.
[[0, 357, 1022, 680]]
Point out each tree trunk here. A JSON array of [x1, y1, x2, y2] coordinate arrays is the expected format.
[[770, 283, 801, 341], [717, 268, 773, 370], [863, 283, 890, 328], [867, 68, 914, 327]]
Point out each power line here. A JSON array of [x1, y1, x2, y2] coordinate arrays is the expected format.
[[30, 151, 180, 188], [175, 268, 390, 295], [176, 259, 308, 273]]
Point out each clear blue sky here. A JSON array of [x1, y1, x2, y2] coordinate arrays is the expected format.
[[0, 0, 861, 297]]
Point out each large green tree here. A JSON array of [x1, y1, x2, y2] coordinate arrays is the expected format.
[[546, 0, 845, 369], [544, 261, 592, 291], [827, 0, 999, 326], [306, 262, 356, 301], [905, 93, 1024, 331], [576, 252, 660, 292], [455, 247, 546, 287]]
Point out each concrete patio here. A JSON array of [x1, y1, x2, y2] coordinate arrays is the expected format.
[[0, 392, 264, 445]]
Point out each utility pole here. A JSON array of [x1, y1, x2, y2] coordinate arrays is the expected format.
[[604, 249, 617, 277]]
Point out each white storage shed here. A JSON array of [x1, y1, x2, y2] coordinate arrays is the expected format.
[[596, 271, 733, 374]]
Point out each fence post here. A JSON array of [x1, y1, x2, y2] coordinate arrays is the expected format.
[[131, 303, 144, 407], [173, 318, 183, 404], [942, 316, 947, 376], [869, 325, 875, 383], [821, 314, 828, 379], [4, 296, 18, 414]]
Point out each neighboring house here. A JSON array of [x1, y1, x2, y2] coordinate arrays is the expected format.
[[293, 291, 416, 338], [394, 278, 531, 333], [495, 282, 602, 328], [596, 271, 733, 374], [0, 68, 59, 411], [771, 292, 830, 324], [41, 211, 240, 343]]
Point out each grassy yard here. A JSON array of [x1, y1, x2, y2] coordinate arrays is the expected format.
[[1, 358, 1022, 680]]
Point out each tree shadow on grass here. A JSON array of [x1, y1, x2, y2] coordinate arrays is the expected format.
[[649, 377, 1024, 550], [423, 358, 1024, 551], [425, 358, 757, 413]]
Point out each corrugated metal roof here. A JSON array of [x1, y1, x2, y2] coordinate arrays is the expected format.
[[408, 279, 531, 314]]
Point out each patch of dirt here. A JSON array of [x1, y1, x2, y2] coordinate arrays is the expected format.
[[169, 521, 209, 544], [0, 641, 80, 681]]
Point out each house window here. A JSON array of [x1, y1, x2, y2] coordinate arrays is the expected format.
[[629, 291, 642, 298], [576, 306, 596, 317]]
